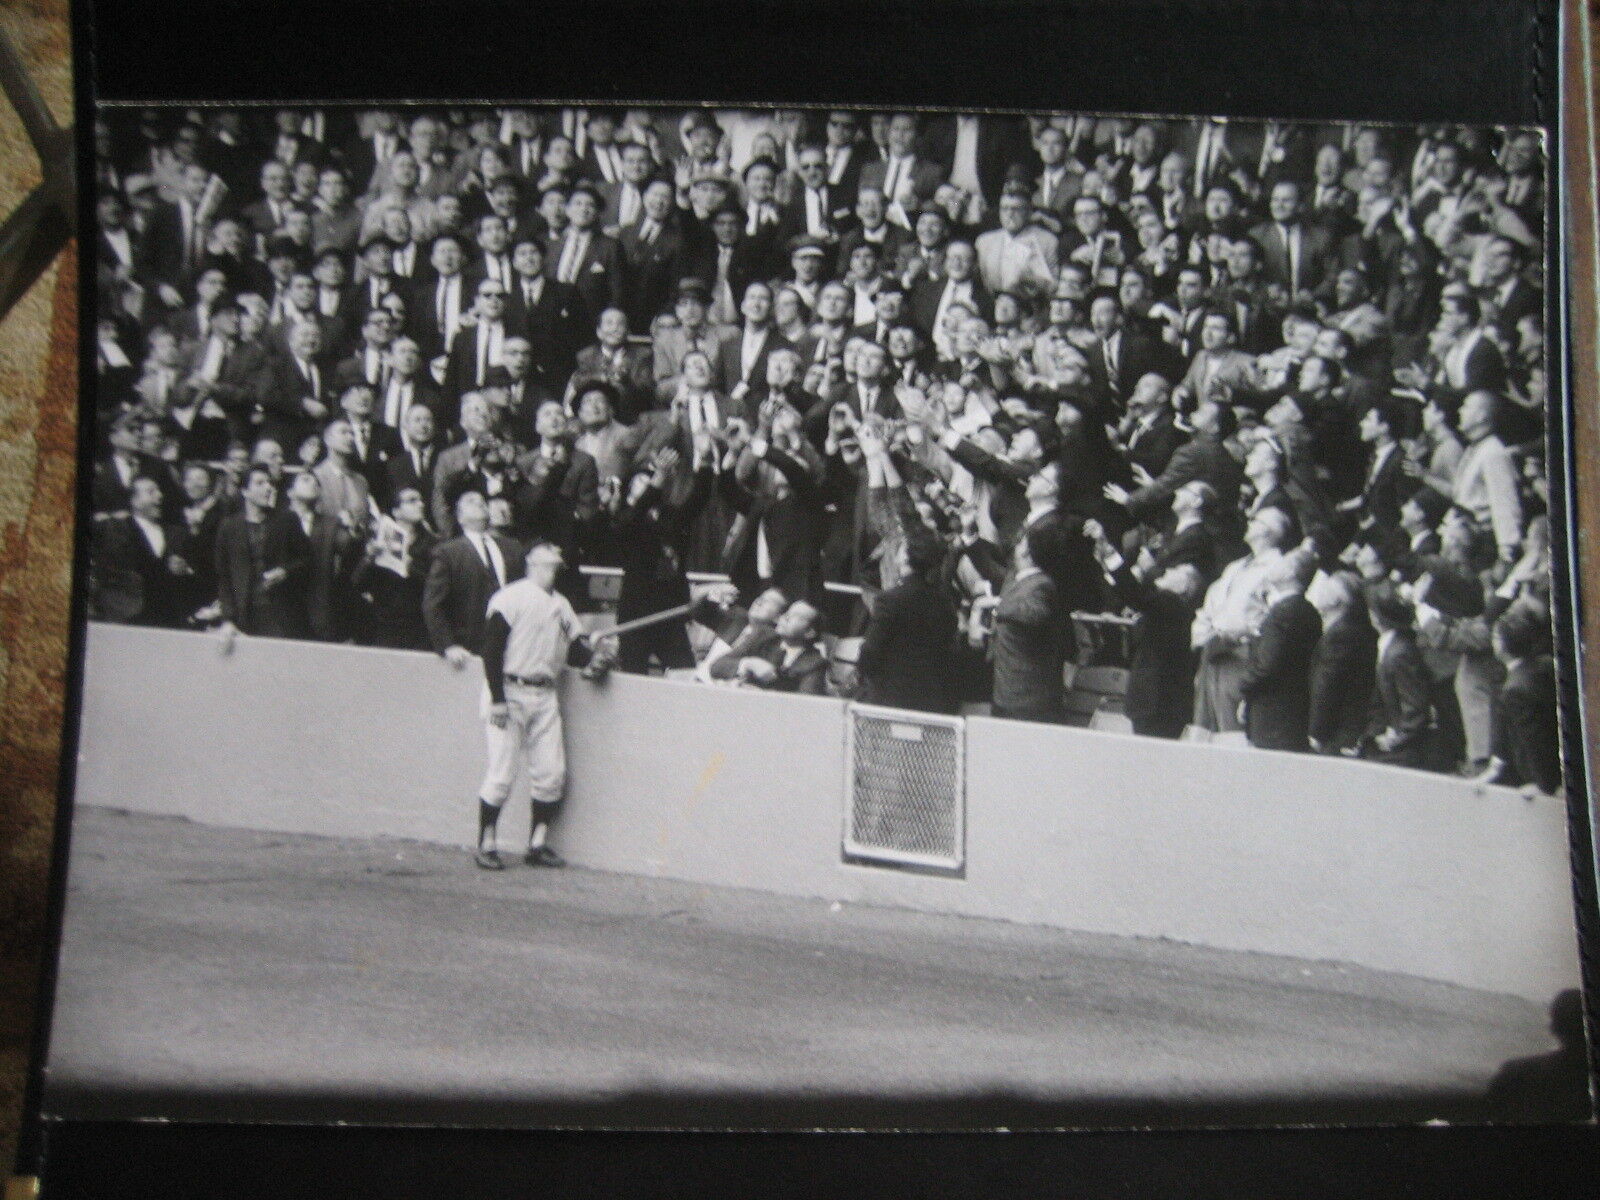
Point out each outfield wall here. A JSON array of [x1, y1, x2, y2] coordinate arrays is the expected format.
[[73, 622, 1583, 1000]]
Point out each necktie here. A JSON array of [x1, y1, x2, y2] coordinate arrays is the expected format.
[[558, 233, 582, 283], [386, 379, 408, 427], [1104, 339, 1119, 393], [353, 422, 368, 462], [885, 157, 903, 202], [620, 184, 640, 226], [412, 445, 425, 478]]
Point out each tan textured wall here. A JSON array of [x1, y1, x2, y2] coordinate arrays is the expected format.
[[0, 0, 74, 1175]]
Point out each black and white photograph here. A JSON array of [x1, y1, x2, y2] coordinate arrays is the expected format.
[[40, 99, 1592, 1130]]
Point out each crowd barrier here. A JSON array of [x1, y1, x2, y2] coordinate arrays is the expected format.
[[73, 622, 1583, 1001]]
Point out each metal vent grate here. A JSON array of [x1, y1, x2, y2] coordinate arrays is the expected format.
[[843, 704, 964, 871]]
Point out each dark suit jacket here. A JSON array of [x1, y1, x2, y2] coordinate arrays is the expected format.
[[717, 443, 824, 605], [747, 640, 828, 695], [921, 114, 1034, 206], [907, 274, 992, 338], [992, 569, 1063, 716], [1367, 628, 1435, 763], [1108, 566, 1198, 733], [91, 515, 192, 628], [617, 216, 686, 330], [505, 275, 585, 388], [547, 228, 625, 318], [714, 326, 790, 396], [1084, 331, 1175, 413], [1123, 433, 1244, 525], [858, 156, 946, 210], [1308, 612, 1378, 754], [1249, 219, 1335, 296], [441, 321, 516, 413], [421, 532, 526, 655], [213, 510, 310, 638], [345, 420, 404, 503], [1123, 411, 1185, 480], [571, 343, 656, 422], [1240, 592, 1323, 752], [1493, 655, 1561, 795], [857, 573, 960, 714], [510, 446, 601, 557], [384, 441, 442, 512]]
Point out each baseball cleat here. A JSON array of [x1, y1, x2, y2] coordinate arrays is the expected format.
[[525, 846, 565, 868], [474, 848, 506, 871]]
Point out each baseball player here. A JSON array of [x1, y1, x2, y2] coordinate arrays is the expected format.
[[474, 540, 613, 870]]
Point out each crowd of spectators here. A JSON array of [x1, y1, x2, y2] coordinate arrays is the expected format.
[[89, 106, 1562, 793]]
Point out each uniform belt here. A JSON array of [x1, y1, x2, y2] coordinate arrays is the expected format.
[[505, 672, 555, 687]]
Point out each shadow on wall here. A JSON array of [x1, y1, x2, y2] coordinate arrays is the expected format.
[[1483, 989, 1595, 1122]]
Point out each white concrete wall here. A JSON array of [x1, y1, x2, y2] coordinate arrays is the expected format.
[[74, 623, 1583, 1000]]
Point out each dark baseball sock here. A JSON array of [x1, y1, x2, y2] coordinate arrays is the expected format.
[[528, 800, 560, 849], [478, 798, 502, 851]]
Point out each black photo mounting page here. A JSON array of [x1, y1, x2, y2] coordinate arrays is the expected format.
[[20, 0, 1599, 1196]]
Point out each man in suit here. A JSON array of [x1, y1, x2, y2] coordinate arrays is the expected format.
[[1084, 291, 1172, 415], [410, 232, 470, 359], [780, 144, 850, 249], [1238, 548, 1323, 752], [240, 158, 295, 255], [858, 113, 945, 229], [333, 307, 398, 398], [1476, 234, 1540, 329], [570, 307, 655, 423], [652, 278, 734, 404], [260, 320, 330, 449], [1028, 124, 1085, 236], [1336, 396, 1407, 541], [726, 600, 828, 695], [1095, 534, 1204, 739], [1487, 603, 1562, 796], [739, 156, 787, 279], [600, 139, 655, 233], [91, 476, 195, 628], [336, 381, 403, 503], [833, 187, 906, 285], [1249, 180, 1335, 302], [511, 401, 601, 560], [819, 110, 867, 205], [978, 526, 1065, 723], [1363, 585, 1437, 770], [376, 335, 443, 432], [466, 212, 516, 294], [384, 402, 441, 516], [616, 178, 683, 332], [908, 240, 991, 349], [423, 486, 526, 665], [1115, 372, 1184, 481], [1173, 308, 1257, 409], [856, 529, 961, 715], [679, 204, 767, 328], [505, 236, 585, 391], [548, 182, 624, 319], [214, 464, 309, 639], [442, 277, 513, 422], [1306, 570, 1378, 754], [716, 281, 789, 405]]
